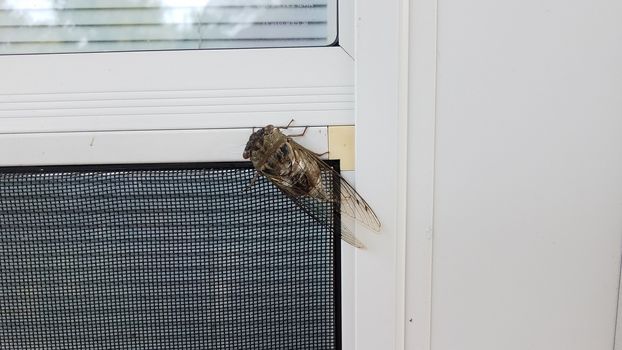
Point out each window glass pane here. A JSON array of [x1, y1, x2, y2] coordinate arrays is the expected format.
[[0, 0, 337, 54]]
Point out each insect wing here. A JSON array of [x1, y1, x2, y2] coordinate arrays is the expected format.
[[336, 223, 366, 249], [266, 177, 366, 249], [289, 141, 382, 233]]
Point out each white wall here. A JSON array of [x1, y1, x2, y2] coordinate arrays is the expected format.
[[429, 0, 622, 349]]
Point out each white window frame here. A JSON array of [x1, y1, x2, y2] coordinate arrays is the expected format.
[[0, 0, 363, 348], [0, 0, 443, 349], [0, 0, 354, 133]]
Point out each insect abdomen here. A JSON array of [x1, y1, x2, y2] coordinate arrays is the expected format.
[[262, 142, 324, 198]]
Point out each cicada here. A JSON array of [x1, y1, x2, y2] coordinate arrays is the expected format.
[[243, 122, 381, 248]]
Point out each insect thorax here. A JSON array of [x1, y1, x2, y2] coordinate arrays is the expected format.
[[247, 128, 327, 198]]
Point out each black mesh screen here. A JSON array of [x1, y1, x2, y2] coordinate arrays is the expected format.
[[0, 162, 341, 350]]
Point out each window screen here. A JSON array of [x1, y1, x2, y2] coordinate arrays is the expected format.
[[0, 0, 337, 54], [0, 162, 341, 350]]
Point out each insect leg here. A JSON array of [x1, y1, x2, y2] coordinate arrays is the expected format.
[[245, 171, 260, 191], [314, 151, 329, 157], [281, 119, 295, 129], [279, 118, 309, 137], [287, 126, 308, 137]]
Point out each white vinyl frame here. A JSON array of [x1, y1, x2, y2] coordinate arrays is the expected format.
[[0, 0, 446, 349], [354, 0, 437, 349], [0, 0, 352, 134], [0, 1, 367, 350], [353, 0, 408, 349], [0, 47, 354, 133]]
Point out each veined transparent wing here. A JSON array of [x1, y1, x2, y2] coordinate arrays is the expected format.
[[271, 185, 366, 249], [289, 140, 382, 233]]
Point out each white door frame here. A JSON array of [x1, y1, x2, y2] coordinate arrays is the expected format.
[[354, 0, 437, 349]]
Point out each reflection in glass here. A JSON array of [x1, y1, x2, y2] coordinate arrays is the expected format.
[[0, 0, 336, 54]]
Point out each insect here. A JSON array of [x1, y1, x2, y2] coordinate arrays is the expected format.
[[243, 121, 381, 248]]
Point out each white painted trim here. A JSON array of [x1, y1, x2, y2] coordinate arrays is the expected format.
[[395, 1, 411, 349], [354, 0, 408, 349], [0, 47, 353, 133], [0, 126, 326, 166], [354, 0, 438, 348], [405, 0, 438, 348]]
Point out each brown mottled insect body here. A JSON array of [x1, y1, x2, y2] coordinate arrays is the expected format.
[[244, 125, 329, 200], [243, 124, 381, 248]]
